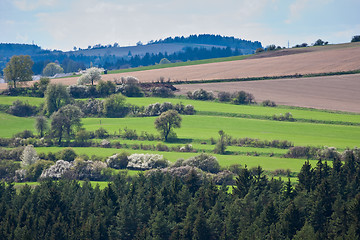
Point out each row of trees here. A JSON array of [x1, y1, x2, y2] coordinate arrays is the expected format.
[[0, 150, 360, 239]]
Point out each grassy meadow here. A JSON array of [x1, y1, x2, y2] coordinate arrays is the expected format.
[[1, 94, 359, 179]]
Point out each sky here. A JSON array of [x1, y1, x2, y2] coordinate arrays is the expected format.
[[0, 0, 359, 51]]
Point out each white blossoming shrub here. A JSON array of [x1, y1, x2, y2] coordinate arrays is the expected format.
[[21, 145, 39, 168], [182, 153, 220, 173], [127, 153, 169, 170], [40, 160, 74, 179]]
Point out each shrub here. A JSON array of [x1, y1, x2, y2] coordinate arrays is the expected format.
[[106, 152, 129, 169], [212, 170, 235, 185], [67, 85, 89, 98], [8, 100, 38, 117], [255, 47, 264, 53], [218, 91, 232, 102], [156, 143, 169, 151], [151, 86, 174, 98], [182, 153, 220, 173], [74, 99, 104, 117], [103, 93, 129, 118], [96, 80, 116, 97], [187, 89, 215, 101], [95, 127, 109, 139], [127, 153, 169, 170], [285, 146, 319, 159], [232, 91, 255, 105], [272, 112, 294, 121], [59, 148, 77, 162], [261, 100, 277, 107], [122, 127, 138, 140], [184, 105, 195, 115], [14, 130, 34, 139], [100, 139, 111, 148], [40, 160, 73, 179]]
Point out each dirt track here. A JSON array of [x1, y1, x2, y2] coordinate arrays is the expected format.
[[174, 74, 360, 113]]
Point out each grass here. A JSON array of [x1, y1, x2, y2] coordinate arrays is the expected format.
[[126, 97, 360, 124], [0, 112, 36, 138], [82, 115, 360, 149], [0, 96, 44, 106], [34, 146, 318, 173]]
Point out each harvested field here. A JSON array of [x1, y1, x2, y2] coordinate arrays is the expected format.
[[174, 74, 360, 113], [1, 43, 359, 90]]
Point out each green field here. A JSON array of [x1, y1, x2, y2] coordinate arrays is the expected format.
[[0, 112, 35, 138], [0, 96, 44, 106], [126, 97, 360, 124], [82, 115, 360, 149]]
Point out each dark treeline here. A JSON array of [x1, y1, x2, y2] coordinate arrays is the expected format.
[[1, 149, 360, 239], [151, 34, 262, 50]]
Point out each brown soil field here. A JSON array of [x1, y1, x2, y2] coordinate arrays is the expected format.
[[174, 73, 360, 113]]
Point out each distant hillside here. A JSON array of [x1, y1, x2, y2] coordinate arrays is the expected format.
[[0, 34, 262, 75]]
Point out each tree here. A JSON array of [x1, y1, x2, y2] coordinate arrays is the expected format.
[[21, 145, 39, 168], [314, 39, 328, 46], [103, 93, 129, 118], [3, 55, 34, 88], [44, 83, 72, 116], [351, 35, 360, 42], [77, 67, 101, 85], [233, 165, 253, 198], [51, 105, 82, 144], [214, 130, 227, 154], [154, 110, 182, 141], [35, 116, 48, 137], [42, 62, 64, 77], [159, 58, 171, 64]]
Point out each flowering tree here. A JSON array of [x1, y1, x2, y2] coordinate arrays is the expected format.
[[21, 145, 39, 168], [78, 67, 101, 85]]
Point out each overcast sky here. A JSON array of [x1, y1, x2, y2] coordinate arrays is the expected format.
[[1, 0, 359, 51]]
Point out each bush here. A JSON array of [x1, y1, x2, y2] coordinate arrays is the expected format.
[[151, 86, 174, 98], [218, 91, 232, 102], [96, 80, 116, 97], [184, 105, 195, 115], [67, 85, 89, 98], [103, 93, 129, 118], [127, 153, 169, 170], [182, 153, 220, 173], [187, 89, 215, 101], [261, 100, 277, 107], [8, 100, 38, 117], [232, 91, 254, 105], [122, 127, 138, 140], [272, 112, 294, 121], [59, 148, 77, 162], [74, 99, 104, 117], [14, 130, 34, 139], [285, 146, 319, 159], [106, 152, 129, 169], [95, 127, 109, 139]]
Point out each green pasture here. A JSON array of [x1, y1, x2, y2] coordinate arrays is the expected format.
[[0, 96, 44, 106], [0, 113, 35, 138], [35, 146, 319, 173], [82, 115, 360, 149], [127, 97, 360, 124]]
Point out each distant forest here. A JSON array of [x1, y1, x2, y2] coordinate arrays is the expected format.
[[0, 34, 261, 75], [151, 34, 262, 49]]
